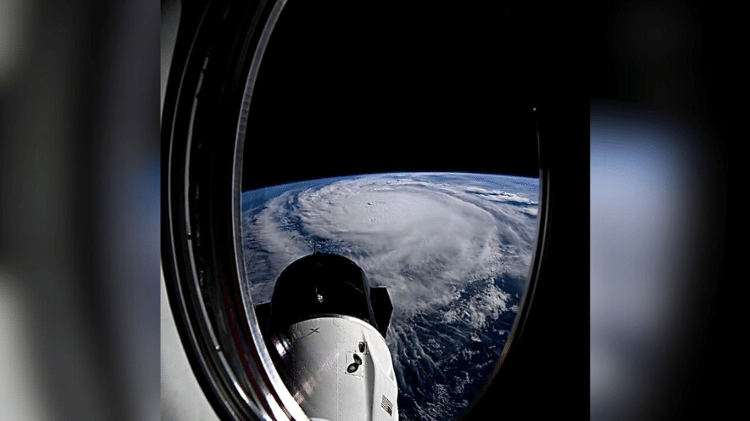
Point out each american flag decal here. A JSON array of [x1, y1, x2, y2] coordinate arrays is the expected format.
[[381, 395, 393, 416]]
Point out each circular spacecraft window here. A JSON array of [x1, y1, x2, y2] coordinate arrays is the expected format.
[[162, 1, 555, 421]]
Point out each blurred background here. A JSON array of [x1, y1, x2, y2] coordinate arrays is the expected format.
[[590, 0, 739, 419], [1, 1, 739, 421], [0, 0, 159, 420]]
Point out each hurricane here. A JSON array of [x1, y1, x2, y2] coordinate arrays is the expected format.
[[241, 172, 539, 421]]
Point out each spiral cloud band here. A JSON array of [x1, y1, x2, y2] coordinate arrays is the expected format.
[[241, 172, 538, 421]]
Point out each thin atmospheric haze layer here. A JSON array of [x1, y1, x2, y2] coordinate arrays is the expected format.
[[241, 172, 539, 421]]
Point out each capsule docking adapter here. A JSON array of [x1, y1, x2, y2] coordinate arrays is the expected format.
[[254, 252, 398, 421]]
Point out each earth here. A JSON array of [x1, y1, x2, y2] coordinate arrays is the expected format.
[[241, 172, 539, 421]]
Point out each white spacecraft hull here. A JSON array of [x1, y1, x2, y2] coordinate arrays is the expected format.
[[273, 315, 398, 421]]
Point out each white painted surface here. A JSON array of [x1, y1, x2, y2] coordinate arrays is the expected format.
[[160, 271, 220, 421], [281, 317, 398, 421]]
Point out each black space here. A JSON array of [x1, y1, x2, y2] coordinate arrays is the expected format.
[[241, 2, 590, 419], [241, 1, 553, 191]]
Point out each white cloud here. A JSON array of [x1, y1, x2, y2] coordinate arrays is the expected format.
[[242, 173, 538, 317], [442, 282, 511, 330]]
